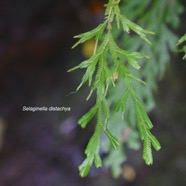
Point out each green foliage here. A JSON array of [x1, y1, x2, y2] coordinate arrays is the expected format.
[[130, 88, 161, 164], [177, 34, 186, 59], [103, 0, 184, 176], [69, 0, 163, 177], [79, 122, 102, 177], [104, 145, 126, 178]]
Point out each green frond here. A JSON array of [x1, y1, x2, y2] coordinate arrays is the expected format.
[[72, 23, 106, 48], [119, 15, 154, 44], [131, 91, 153, 130], [114, 88, 130, 112], [79, 123, 101, 177], [69, 0, 162, 177], [143, 135, 153, 165], [102, 98, 110, 121], [103, 128, 120, 150], [109, 32, 119, 63], [78, 105, 98, 128], [148, 133, 161, 151], [79, 161, 91, 177]]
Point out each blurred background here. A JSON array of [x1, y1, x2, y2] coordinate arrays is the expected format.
[[0, 0, 186, 185]]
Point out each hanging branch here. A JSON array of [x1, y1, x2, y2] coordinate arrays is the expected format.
[[68, 0, 161, 177]]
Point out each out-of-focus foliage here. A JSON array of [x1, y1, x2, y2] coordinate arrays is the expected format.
[[177, 33, 186, 59]]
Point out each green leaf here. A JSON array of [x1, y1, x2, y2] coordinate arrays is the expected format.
[[114, 88, 130, 112], [78, 105, 97, 128], [119, 15, 154, 44], [177, 33, 186, 46], [117, 49, 149, 70], [127, 73, 146, 85], [136, 100, 153, 129], [96, 22, 107, 40], [79, 161, 91, 177], [177, 34, 186, 60], [127, 57, 141, 70], [72, 23, 106, 48], [143, 136, 153, 165], [79, 123, 101, 177], [67, 65, 80, 72], [148, 133, 161, 151], [131, 92, 153, 130], [94, 154, 102, 167], [109, 32, 119, 63], [78, 54, 99, 69], [102, 98, 110, 120], [85, 124, 101, 155], [104, 129, 119, 150]]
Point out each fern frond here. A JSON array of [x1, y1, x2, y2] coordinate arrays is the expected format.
[[119, 14, 155, 44], [78, 105, 98, 128], [69, 0, 161, 177], [79, 122, 101, 177]]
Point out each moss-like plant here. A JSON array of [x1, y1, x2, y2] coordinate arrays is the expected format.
[[68, 0, 162, 177]]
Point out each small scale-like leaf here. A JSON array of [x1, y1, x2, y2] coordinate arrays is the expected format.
[[78, 105, 97, 128], [119, 15, 130, 33], [79, 163, 91, 177], [102, 98, 110, 120], [104, 129, 119, 150], [86, 89, 94, 101], [94, 154, 102, 168], [67, 65, 80, 72], [96, 22, 107, 40], [149, 133, 161, 151], [127, 57, 141, 70], [114, 88, 130, 112], [127, 73, 146, 85], [143, 136, 153, 165], [119, 15, 154, 44]]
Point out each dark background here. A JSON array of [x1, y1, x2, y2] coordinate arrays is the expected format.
[[0, 0, 186, 185]]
